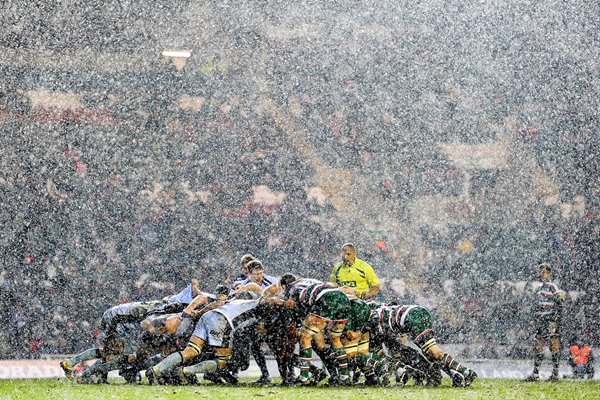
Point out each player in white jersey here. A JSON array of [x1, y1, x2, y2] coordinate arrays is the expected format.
[[145, 299, 260, 384], [60, 300, 163, 382]]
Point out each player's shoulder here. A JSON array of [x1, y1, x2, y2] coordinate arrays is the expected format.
[[332, 261, 345, 271], [355, 258, 374, 270]]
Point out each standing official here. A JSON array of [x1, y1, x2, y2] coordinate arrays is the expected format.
[[330, 243, 380, 300]]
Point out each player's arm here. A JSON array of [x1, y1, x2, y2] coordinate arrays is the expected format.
[[262, 296, 295, 308], [234, 282, 263, 295], [338, 285, 359, 299], [182, 294, 209, 316], [260, 282, 282, 299], [190, 278, 201, 297], [361, 284, 380, 300], [189, 300, 225, 318], [260, 283, 294, 307]]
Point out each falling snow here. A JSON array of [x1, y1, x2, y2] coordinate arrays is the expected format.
[[0, 0, 598, 364]]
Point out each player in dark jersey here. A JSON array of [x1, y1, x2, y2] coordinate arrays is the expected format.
[[262, 273, 351, 385], [145, 299, 260, 385], [60, 300, 163, 382], [111, 286, 230, 384], [369, 304, 477, 387], [335, 298, 389, 385], [525, 263, 565, 382]]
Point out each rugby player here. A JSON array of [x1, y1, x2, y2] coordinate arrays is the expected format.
[[525, 263, 564, 382], [145, 298, 261, 385], [262, 273, 351, 385], [369, 304, 477, 387], [229, 260, 278, 384], [60, 300, 163, 382]]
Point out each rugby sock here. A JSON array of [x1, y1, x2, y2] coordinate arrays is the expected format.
[[141, 354, 164, 369], [533, 352, 543, 375], [154, 352, 184, 375], [357, 353, 387, 374], [183, 360, 218, 375], [299, 347, 313, 379], [80, 355, 127, 378], [335, 347, 349, 378], [70, 348, 102, 365], [551, 352, 560, 375], [440, 353, 467, 375]]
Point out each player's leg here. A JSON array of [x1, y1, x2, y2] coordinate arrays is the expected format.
[[327, 320, 351, 382], [182, 347, 232, 379], [61, 347, 104, 379], [408, 307, 476, 387], [251, 335, 272, 384], [180, 314, 235, 385], [77, 353, 136, 384], [586, 361, 595, 379], [347, 331, 382, 384], [548, 322, 561, 381], [298, 313, 328, 384], [146, 336, 205, 384], [319, 291, 351, 383], [353, 334, 390, 385], [525, 328, 546, 381]]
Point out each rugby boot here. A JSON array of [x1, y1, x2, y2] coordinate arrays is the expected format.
[[145, 366, 163, 385], [203, 372, 224, 384], [523, 373, 540, 382], [60, 359, 75, 380], [252, 375, 273, 385], [450, 370, 465, 387], [464, 369, 477, 387], [395, 367, 410, 387], [297, 373, 312, 386], [309, 367, 328, 386]]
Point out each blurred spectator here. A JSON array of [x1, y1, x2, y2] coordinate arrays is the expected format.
[[568, 338, 594, 379]]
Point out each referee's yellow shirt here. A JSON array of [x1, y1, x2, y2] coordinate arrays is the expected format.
[[330, 258, 379, 293]]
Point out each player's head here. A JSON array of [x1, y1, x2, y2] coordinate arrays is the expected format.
[[215, 284, 230, 301], [538, 263, 552, 281], [240, 253, 255, 276], [279, 273, 298, 289], [341, 243, 357, 266], [247, 260, 264, 284]]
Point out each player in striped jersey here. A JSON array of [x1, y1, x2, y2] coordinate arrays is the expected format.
[[341, 299, 390, 385], [368, 304, 477, 387], [262, 273, 352, 385], [525, 263, 565, 382]]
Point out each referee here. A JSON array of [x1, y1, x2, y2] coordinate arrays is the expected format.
[[330, 243, 380, 300]]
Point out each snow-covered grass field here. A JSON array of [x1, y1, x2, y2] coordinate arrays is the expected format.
[[1, 378, 599, 400]]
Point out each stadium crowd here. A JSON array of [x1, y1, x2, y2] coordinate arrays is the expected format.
[[0, 0, 598, 372]]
